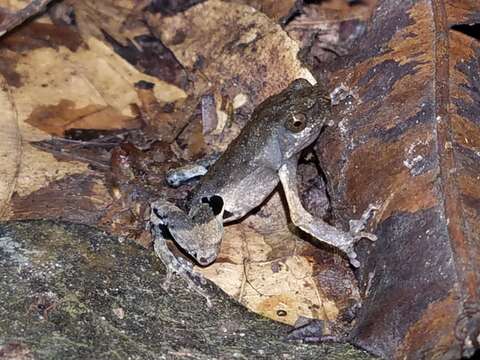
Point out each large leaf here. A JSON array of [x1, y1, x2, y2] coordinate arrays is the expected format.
[[316, 0, 480, 358]]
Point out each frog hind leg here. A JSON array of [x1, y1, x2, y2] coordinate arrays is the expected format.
[[150, 200, 213, 307], [278, 156, 377, 268]]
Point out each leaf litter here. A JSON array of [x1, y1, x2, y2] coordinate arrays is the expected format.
[[0, 0, 376, 329]]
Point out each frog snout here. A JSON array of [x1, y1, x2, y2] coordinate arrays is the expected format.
[[196, 252, 217, 266]]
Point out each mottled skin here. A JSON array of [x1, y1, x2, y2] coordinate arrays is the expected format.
[[191, 79, 329, 222], [150, 79, 376, 302]]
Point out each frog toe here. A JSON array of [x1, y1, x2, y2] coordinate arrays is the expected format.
[[356, 231, 377, 242], [349, 257, 361, 268]]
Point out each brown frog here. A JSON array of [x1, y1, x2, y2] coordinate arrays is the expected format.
[[150, 79, 376, 304]]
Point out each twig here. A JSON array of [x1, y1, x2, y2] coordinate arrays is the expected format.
[[0, 0, 56, 38]]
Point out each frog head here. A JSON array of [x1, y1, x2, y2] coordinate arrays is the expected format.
[[251, 78, 331, 161], [277, 79, 331, 159]]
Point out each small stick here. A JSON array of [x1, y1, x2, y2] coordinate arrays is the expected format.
[[0, 0, 56, 38]]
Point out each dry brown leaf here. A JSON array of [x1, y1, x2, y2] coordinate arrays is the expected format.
[[226, 0, 300, 23], [67, 0, 148, 46], [136, 85, 201, 144], [0, 0, 30, 12], [315, 0, 480, 357], [197, 191, 359, 326], [146, 0, 318, 159], [148, 0, 315, 120], [1, 28, 186, 216], [25, 100, 140, 137], [55, 1, 190, 89], [199, 228, 348, 325]]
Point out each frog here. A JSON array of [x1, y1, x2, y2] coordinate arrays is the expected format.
[[149, 79, 377, 304]]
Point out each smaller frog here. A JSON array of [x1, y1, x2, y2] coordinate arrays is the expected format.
[[150, 79, 376, 303]]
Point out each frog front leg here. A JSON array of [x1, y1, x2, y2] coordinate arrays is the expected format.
[[278, 156, 377, 267], [166, 153, 221, 187]]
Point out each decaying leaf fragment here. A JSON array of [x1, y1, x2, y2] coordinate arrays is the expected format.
[[65, 0, 148, 46], [53, 1, 190, 88], [316, 0, 480, 358], [0, 22, 185, 226]]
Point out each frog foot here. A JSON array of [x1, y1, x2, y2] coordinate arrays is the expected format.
[[344, 203, 379, 268], [287, 319, 344, 343]]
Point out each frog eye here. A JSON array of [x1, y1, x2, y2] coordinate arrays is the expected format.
[[285, 113, 307, 133]]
